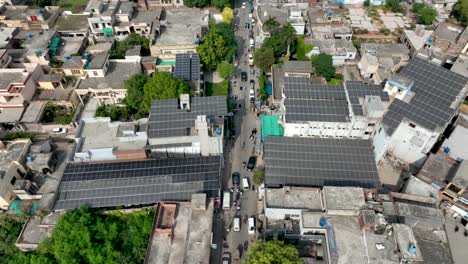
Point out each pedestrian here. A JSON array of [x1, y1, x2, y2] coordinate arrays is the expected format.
[[243, 161, 246, 168]]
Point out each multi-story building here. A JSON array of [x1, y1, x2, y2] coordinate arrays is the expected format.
[[373, 57, 468, 166]]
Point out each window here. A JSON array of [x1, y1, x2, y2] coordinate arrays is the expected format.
[[71, 69, 81, 75], [409, 123, 416, 128], [10, 177, 16, 185], [368, 123, 375, 127], [378, 127, 382, 133], [364, 131, 371, 135], [30, 16, 38, 21], [93, 71, 98, 76]]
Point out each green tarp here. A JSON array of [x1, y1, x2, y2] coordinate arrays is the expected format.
[[261, 115, 284, 142]]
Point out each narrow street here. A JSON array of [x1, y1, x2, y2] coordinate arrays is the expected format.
[[218, 1, 262, 263]]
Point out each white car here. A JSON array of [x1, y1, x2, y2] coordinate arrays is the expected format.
[[233, 217, 241, 232], [248, 217, 255, 235], [242, 2, 246, 8], [52, 128, 68, 134]]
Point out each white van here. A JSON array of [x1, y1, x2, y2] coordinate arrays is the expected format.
[[222, 191, 230, 210], [249, 88, 255, 99], [249, 38, 254, 49], [242, 177, 249, 190], [233, 217, 241, 232], [248, 217, 255, 235]]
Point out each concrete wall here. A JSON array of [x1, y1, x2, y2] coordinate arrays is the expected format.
[[283, 118, 375, 139], [385, 120, 438, 165], [265, 207, 303, 221], [372, 124, 389, 162]]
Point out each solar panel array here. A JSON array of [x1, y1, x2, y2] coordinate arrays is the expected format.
[[345, 81, 389, 116], [264, 136, 381, 189], [283, 77, 350, 123], [147, 96, 227, 138], [54, 156, 222, 210], [383, 57, 468, 135], [175, 53, 200, 81]]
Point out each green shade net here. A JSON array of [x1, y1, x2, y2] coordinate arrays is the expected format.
[[48, 37, 61, 56], [103, 27, 113, 36], [261, 115, 284, 142]]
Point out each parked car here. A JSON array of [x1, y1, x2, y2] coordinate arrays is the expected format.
[[232, 172, 240, 186], [241, 71, 248, 81], [242, 177, 250, 190], [233, 217, 241, 232], [242, 2, 246, 8], [248, 217, 255, 235], [52, 128, 68, 134], [247, 156, 256, 171], [222, 252, 231, 264]]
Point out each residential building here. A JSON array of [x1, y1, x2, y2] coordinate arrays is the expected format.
[[85, 0, 122, 41], [55, 14, 89, 38], [0, 64, 42, 123], [358, 43, 410, 84], [279, 77, 389, 139], [440, 160, 468, 212], [75, 53, 142, 104], [271, 61, 314, 105], [138, 0, 184, 10], [121, 8, 163, 40], [0, 49, 12, 68], [0, 5, 60, 31], [150, 9, 209, 57], [54, 156, 222, 210], [72, 117, 148, 162], [145, 194, 213, 264], [400, 25, 434, 57], [0, 27, 17, 49], [22, 29, 58, 66], [311, 39, 357, 66], [311, 26, 352, 40], [423, 0, 458, 22], [256, 5, 306, 38], [15, 212, 62, 251], [174, 53, 201, 93], [0, 139, 31, 210], [323, 186, 365, 216], [264, 136, 381, 189], [61, 56, 86, 77], [147, 95, 227, 157], [451, 54, 468, 78], [443, 116, 468, 162], [419, 22, 468, 66], [374, 57, 468, 166]]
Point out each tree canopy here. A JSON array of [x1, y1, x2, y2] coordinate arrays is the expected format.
[[33, 0, 52, 7], [254, 47, 275, 72], [211, 0, 231, 8], [262, 24, 297, 58], [184, 0, 210, 7], [217, 61, 235, 79], [109, 33, 150, 59], [124, 74, 148, 117], [264, 17, 280, 33], [143, 72, 190, 111], [413, 3, 437, 25], [454, 0, 468, 26], [253, 169, 265, 186], [197, 23, 237, 70], [221, 7, 234, 24], [0, 208, 154, 264], [312, 53, 336, 81], [386, 0, 405, 13], [244, 240, 302, 264]]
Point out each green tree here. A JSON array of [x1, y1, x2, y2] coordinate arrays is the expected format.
[[221, 7, 234, 24], [413, 4, 437, 25], [143, 72, 190, 111], [264, 17, 280, 33], [254, 47, 275, 72], [386, 0, 404, 13], [454, 0, 468, 25], [210, 23, 238, 63], [212, 0, 231, 9], [263, 24, 297, 58], [197, 31, 228, 70], [217, 61, 235, 79], [244, 240, 302, 264], [33, 0, 52, 7], [109, 33, 150, 59], [258, 72, 268, 101], [253, 169, 265, 185], [124, 74, 148, 117], [312, 53, 336, 81], [184, 0, 210, 7]]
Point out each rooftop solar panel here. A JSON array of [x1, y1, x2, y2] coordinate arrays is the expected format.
[[382, 57, 468, 135], [54, 156, 222, 210], [175, 53, 200, 81], [345, 81, 389, 117], [264, 137, 381, 189]]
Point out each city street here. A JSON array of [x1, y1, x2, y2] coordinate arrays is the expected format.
[[221, 1, 261, 263]]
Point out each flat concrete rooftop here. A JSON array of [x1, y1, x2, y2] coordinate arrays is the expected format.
[[323, 186, 365, 211], [77, 60, 141, 90], [266, 187, 323, 210], [146, 200, 214, 264], [154, 9, 209, 46]]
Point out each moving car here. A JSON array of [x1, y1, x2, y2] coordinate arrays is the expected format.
[[222, 253, 231, 264], [52, 128, 68, 134], [233, 217, 241, 232], [247, 156, 256, 171], [241, 71, 248, 81], [248, 217, 255, 235], [232, 172, 240, 186], [248, 53, 254, 66], [242, 177, 250, 190], [223, 191, 231, 210]]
